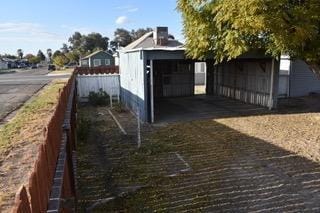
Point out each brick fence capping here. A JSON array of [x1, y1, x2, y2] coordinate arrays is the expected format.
[[75, 66, 119, 75]]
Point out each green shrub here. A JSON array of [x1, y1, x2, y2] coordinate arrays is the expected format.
[[88, 89, 109, 106], [77, 117, 91, 141], [113, 103, 127, 113]]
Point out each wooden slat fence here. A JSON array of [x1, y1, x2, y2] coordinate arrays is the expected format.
[[11, 72, 77, 212]]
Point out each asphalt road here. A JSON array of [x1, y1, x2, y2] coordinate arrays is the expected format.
[[0, 68, 70, 123]]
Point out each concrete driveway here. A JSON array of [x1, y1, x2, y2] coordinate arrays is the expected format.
[[0, 68, 70, 123], [155, 95, 268, 123]]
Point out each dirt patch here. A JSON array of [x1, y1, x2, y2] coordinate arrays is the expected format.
[[77, 105, 320, 212], [215, 112, 320, 163], [0, 79, 68, 212]]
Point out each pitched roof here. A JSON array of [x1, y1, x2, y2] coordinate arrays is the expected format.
[[123, 31, 184, 51], [82, 50, 113, 59]]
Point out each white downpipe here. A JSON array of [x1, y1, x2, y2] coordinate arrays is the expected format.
[[150, 60, 154, 123], [269, 58, 275, 110], [137, 109, 141, 148], [136, 50, 143, 149]]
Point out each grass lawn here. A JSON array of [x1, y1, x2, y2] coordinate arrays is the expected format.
[[76, 105, 320, 212]]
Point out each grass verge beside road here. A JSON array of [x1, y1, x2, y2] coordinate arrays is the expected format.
[[0, 79, 69, 211], [48, 68, 74, 75], [0, 79, 68, 159]]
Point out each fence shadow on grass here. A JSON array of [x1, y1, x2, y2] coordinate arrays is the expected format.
[[75, 106, 320, 212]]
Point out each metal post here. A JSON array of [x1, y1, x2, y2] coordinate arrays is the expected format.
[[268, 58, 275, 110], [150, 60, 154, 123], [109, 92, 113, 108], [137, 108, 141, 148]]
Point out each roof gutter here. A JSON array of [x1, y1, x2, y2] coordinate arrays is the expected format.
[[119, 47, 186, 54]]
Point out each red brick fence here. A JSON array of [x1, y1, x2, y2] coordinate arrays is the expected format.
[[75, 66, 119, 75], [11, 73, 77, 212]]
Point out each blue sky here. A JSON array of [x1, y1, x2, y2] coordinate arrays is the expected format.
[[0, 0, 183, 55]]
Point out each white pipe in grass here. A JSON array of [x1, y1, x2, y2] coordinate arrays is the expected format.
[[137, 108, 141, 148]]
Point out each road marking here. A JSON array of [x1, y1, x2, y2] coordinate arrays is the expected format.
[[168, 152, 192, 177]]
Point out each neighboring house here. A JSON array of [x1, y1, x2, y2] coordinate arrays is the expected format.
[[113, 52, 119, 66], [2, 58, 17, 68], [80, 50, 115, 67], [0, 59, 9, 69], [278, 56, 320, 97]]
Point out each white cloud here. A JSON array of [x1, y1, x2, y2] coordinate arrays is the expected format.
[[0, 22, 65, 54], [115, 16, 129, 25], [115, 5, 138, 13], [0, 22, 63, 40]]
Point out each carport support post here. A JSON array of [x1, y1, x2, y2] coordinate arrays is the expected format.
[[268, 57, 279, 110], [150, 60, 154, 123]]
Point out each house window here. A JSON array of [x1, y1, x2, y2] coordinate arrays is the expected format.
[[82, 60, 88, 65], [105, 59, 111, 65], [93, 59, 101, 67]]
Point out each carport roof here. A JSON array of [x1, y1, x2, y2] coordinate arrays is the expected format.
[[123, 31, 184, 52]]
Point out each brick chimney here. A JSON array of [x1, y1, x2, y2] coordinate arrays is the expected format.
[[153, 27, 168, 46]]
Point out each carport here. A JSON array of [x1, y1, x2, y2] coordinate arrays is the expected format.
[[149, 52, 279, 123], [154, 95, 267, 123], [119, 27, 279, 123]]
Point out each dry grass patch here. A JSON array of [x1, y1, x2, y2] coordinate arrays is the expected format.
[[49, 68, 74, 75], [0, 79, 69, 212], [0, 79, 67, 157]]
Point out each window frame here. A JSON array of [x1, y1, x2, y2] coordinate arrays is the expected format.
[[93, 59, 101, 67], [82, 59, 88, 65]]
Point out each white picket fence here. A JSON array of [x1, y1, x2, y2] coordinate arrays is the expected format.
[[77, 74, 120, 103]]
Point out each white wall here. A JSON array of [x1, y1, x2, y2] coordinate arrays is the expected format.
[[290, 60, 320, 97], [213, 59, 278, 108], [0, 62, 8, 69], [77, 74, 120, 102], [119, 51, 147, 120]]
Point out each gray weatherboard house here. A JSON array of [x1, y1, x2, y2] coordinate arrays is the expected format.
[[119, 27, 320, 123], [80, 50, 115, 67]]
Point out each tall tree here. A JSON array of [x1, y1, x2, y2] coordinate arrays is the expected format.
[[60, 43, 69, 54], [47, 49, 52, 61], [68, 32, 109, 55], [37, 50, 46, 61], [178, 0, 320, 75], [113, 28, 132, 48], [65, 51, 80, 63], [83, 33, 109, 53], [131, 28, 153, 40], [17, 49, 23, 59], [53, 50, 63, 58], [29, 56, 41, 64], [111, 27, 153, 49], [53, 54, 69, 68], [68, 32, 82, 51]]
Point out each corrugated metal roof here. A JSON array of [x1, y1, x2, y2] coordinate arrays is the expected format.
[[123, 31, 184, 52]]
